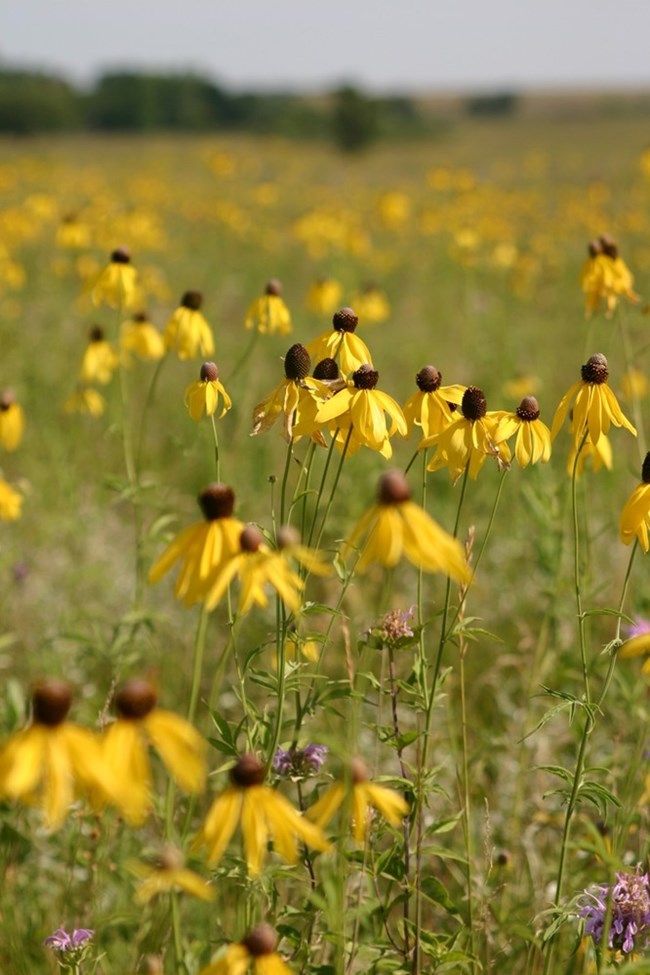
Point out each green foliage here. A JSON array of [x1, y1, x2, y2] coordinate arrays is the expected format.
[[331, 84, 379, 153]]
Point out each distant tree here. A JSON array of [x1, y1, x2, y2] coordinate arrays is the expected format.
[[332, 85, 378, 153], [0, 71, 80, 133], [465, 92, 519, 117]]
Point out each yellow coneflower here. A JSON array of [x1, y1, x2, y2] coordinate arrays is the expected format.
[[290, 357, 342, 446], [307, 757, 408, 843], [204, 526, 305, 615], [0, 680, 119, 829], [493, 396, 552, 468], [131, 847, 214, 904], [620, 452, 650, 551], [148, 484, 244, 607], [551, 353, 636, 449], [314, 363, 407, 459], [55, 212, 90, 250], [245, 279, 292, 335], [102, 679, 206, 826], [275, 524, 332, 579], [199, 924, 293, 975], [619, 621, 650, 674], [120, 311, 165, 362], [306, 277, 342, 316], [0, 476, 22, 521], [89, 247, 140, 311], [185, 362, 232, 422], [193, 754, 329, 875], [402, 365, 465, 439], [306, 307, 372, 376], [0, 390, 25, 451], [251, 344, 311, 441], [423, 386, 510, 481], [80, 326, 119, 385], [580, 236, 640, 319], [64, 386, 106, 417], [164, 291, 215, 361], [343, 470, 470, 583], [350, 283, 390, 324]]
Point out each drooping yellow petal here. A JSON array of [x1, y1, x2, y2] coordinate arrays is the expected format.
[[306, 782, 346, 828], [241, 788, 269, 875], [194, 787, 243, 865], [144, 709, 206, 793]]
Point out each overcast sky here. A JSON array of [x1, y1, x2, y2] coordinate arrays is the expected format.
[[2, 0, 650, 93]]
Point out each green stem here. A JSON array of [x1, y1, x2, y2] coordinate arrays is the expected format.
[[135, 355, 166, 475], [209, 413, 221, 481], [224, 328, 259, 385], [187, 607, 209, 724], [279, 432, 294, 527], [267, 597, 288, 769]]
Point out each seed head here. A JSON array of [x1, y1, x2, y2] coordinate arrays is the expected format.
[[276, 524, 300, 549], [240, 525, 263, 553], [283, 344, 311, 380], [180, 290, 203, 311], [332, 307, 359, 333], [200, 361, 219, 382], [313, 357, 339, 380], [0, 389, 15, 411], [230, 753, 267, 788], [599, 234, 618, 259], [352, 364, 378, 389], [588, 239, 603, 257], [115, 679, 158, 720], [516, 396, 540, 421], [581, 353, 609, 385], [378, 470, 411, 505], [134, 311, 149, 323], [154, 847, 185, 871], [89, 325, 105, 342], [110, 247, 131, 264], [461, 386, 487, 421], [265, 279, 282, 296], [198, 483, 235, 520], [350, 757, 369, 784], [416, 365, 442, 392], [642, 452, 650, 484], [32, 680, 73, 727], [241, 923, 278, 957]]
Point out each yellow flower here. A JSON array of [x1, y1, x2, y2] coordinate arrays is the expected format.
[[55, 212, 90, 250], [307, 757, 408, 843], [0, 390, 25, 451], [0, 476, 22, 521], [204, 526, 305, 615], [622, 368, 649, 402], [566, 429, 612, 478], [0, 680, 120, 829], [315, 363, 407, 459], [343, 470, 471, 583], [185, 362, 232, 422], [620, 452, 650, 551], [402, 365, 465, 439], [193, 754, 329, 875], [148, 484, 244, 607], [619, 623, 650, 674], [120, 312, 165, 361], [580, 236, 640, 318], [80, 327, 119, 385], [306, 277, 342, 316], [275, 524, 332, 580], [89, 247, 140, 311], [164, 291, 215, 361], [251, 344, 311, 440], [306, 307, 372, 376], [423, 386, 510, 481], [493, 396, 552, 468], [245, 280, 292, 335], [131, 848, 214, 904], [290, 357, 342, 446], [199, 924, 293, 975], [102, 679, 206, 826], [350, 283, 390, 324], [550, 353, 636, 449], [64, 386, 106, 417]]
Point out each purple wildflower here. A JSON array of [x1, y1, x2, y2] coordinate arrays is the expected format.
[[627, 618, 650, 640], [366, 607, 416, 650], [273, 744, 328, 779], [579, 868, 650, 954]]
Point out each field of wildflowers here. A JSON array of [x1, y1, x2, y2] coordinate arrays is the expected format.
[[2, 115, 650, 974]]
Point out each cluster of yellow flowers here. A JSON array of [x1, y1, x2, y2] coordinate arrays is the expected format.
[[0, 388, 25, 522]]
